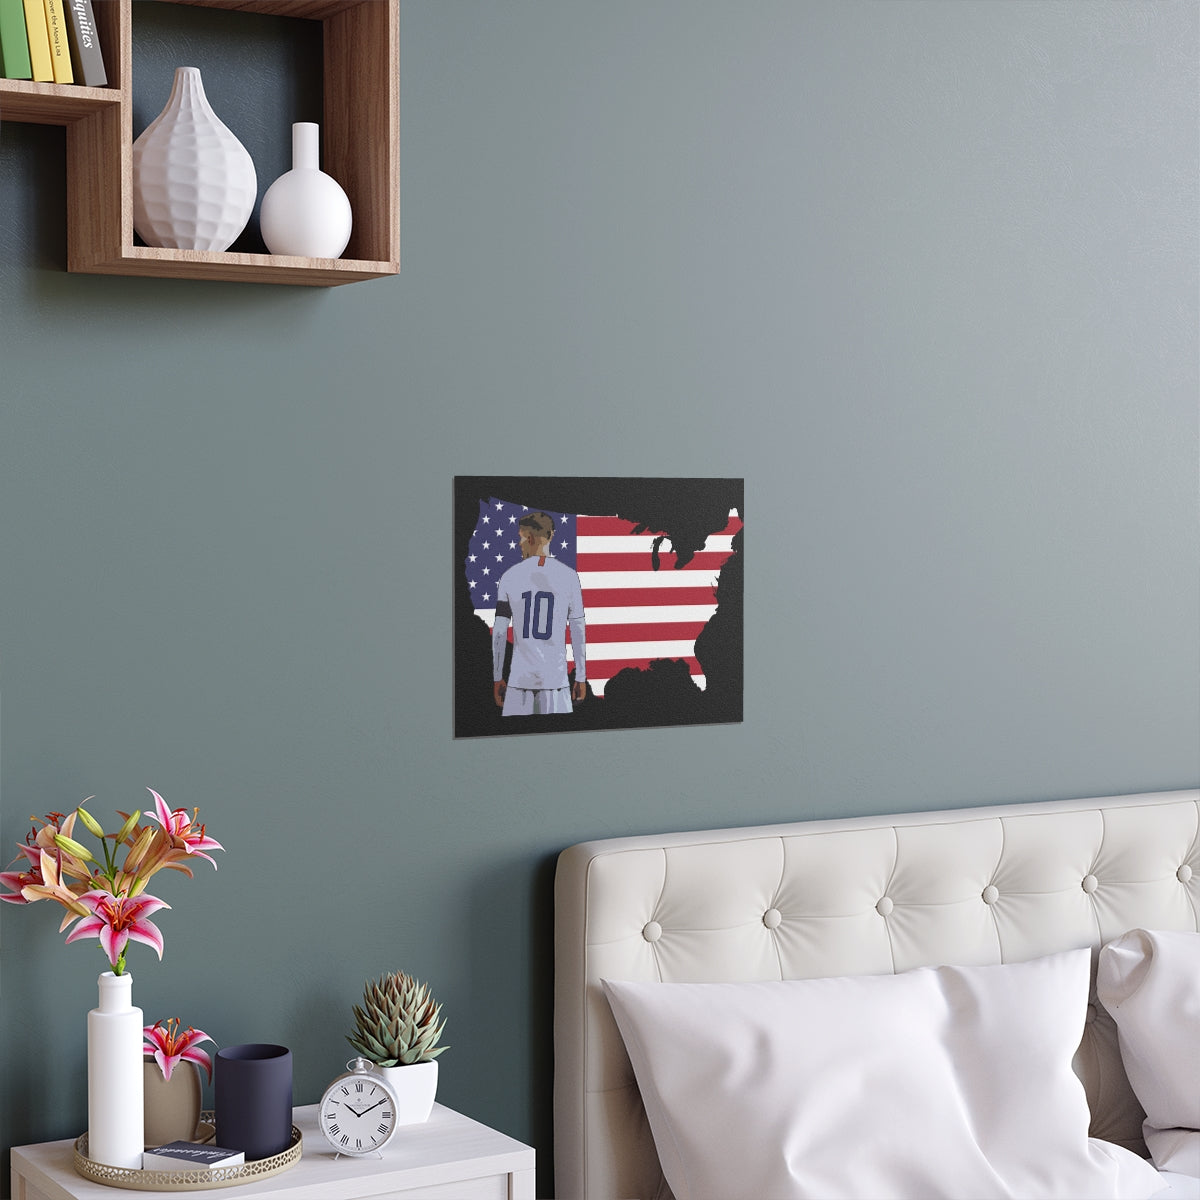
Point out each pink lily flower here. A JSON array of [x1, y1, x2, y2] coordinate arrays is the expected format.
[[20, 850, 91, 926], [2, 846, 90, 921], [2, 813, 94, 904], [65, 890, 171, 972], [145, 789, 224, 869], [0, 865, 34, 904], [143, 1017, 214, 1082], [5, 791, 223, 972], [0, 843, 42, 905], [31, 810, 78, 852]]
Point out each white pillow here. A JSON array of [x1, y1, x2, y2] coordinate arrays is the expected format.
[[1098, 929, 1200, 1178], [604, 950, 1164, 1200]]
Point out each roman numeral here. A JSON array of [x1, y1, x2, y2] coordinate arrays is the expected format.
[[355, 1082, 364, 1091], [378, 1122, 388, 1134], [329, 1123, 340, 1136]]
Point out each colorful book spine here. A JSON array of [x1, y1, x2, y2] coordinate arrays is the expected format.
[[0, 0, 33, 79], [22, 0, 52, 81], [61, 0, 103, 85], [41, 0, 71, 83]]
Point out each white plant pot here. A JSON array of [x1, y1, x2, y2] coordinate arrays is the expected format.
[[88, 972, 145, 1170], [373, 1061, 438, 1126], [260, 122, 352, 259], [132, 66, 257, 251]]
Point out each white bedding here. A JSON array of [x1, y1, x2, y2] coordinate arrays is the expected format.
[[604, 950, 1163, 1200], [1098, 929, 1200, 1178], [1150, 1175, 1200, 1200], [554, 789, 1200, 1200]]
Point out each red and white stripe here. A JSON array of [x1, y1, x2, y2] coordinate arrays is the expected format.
[[570, 512, 740, 695], [477, 510, 741, 697]]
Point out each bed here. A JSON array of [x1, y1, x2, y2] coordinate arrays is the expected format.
[[554, 789, 1200, 1200]]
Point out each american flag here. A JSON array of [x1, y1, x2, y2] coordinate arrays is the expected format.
[[465, 498, 742, 696]]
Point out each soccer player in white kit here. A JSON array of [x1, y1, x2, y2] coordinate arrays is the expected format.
[[492, 511, 587, 716]]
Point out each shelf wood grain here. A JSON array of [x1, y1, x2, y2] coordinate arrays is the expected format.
[[0, 80, 120, 123], [1, 0, 399, 286]]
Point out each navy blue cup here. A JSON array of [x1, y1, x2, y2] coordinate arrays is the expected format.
[[214, 1043, 293, 1160]]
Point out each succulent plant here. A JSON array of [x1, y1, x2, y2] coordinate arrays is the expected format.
[[347, 971, 449, 1067]]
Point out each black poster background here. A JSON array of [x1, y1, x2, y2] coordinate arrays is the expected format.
[[454, 476, 743, 738]]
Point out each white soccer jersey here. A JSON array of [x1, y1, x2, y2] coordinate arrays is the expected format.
[[492, 555, 586, 690]]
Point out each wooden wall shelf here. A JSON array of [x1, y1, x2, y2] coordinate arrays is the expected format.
[[0, 0, 399, 286]]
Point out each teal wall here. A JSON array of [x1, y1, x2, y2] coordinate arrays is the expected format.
[[2, 2, 1197, 1193]]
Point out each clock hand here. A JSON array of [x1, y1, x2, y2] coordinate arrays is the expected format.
[[356, 1097, 390, 1117]]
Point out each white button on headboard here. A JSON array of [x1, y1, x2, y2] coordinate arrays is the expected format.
[[1081, 874, 1099, 893], [875, 896, 894, 916], [642, 921, 662, 942], [1179, 864, 1193, 883], [762, 908, 782, 929], [981, 884, 999, 905]]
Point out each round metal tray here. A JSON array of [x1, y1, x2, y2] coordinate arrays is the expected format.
[[73, 1112, 302, 1191]]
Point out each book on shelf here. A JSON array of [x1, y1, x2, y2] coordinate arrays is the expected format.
[[21, 0, 51, 80], [61, 0, 102, 84], [41, 0, 71, 83], [143, 1142, 246, 1171], [0, 0, 33, 80]]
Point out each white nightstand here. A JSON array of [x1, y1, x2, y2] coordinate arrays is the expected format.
[[10, 1103, 535, 1200]]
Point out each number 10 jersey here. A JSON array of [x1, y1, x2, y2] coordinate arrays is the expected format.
[[493, 555, 587, 690]]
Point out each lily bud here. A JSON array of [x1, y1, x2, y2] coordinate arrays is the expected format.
[[120, 825, 158, 877], [114, 810, 142, 845], [75, 806, 106, 839], [53, 833, 95, 863]]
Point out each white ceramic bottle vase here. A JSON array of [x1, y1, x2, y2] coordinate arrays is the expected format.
[[260, 122, 353, 259], [88, 972, 145, 1169], [132, 66, 258, 251]]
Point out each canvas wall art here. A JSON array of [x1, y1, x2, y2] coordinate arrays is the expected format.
[[454, 476, 743, 737]]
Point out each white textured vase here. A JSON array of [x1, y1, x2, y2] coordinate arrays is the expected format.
[[374, 1060, 438, 1125], [132, 66, 257, 251], [88, 972, 145, 1169], [260, 122, 352, 258]]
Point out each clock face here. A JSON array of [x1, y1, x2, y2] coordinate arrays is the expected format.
[[319, 1074, 397, 1155]]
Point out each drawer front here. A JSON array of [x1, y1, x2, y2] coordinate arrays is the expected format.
[[379, 1173, 512, 1199]]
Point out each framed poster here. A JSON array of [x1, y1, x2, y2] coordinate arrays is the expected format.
[[455, 476, 743, 737]]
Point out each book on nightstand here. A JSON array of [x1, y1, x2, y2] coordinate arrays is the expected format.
[[143, 1142, 246, 1171], [41, 0, 72, 82], [0, 0, 33, 79], [61, 0, 103, 84], [22, 0, 53, 80]]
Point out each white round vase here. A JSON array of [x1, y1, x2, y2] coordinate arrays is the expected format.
[[132, 66, 257, 251], [88, 972, 145, 1170], [374, 1060, 438, 1125], [260, 122, 352, 259]]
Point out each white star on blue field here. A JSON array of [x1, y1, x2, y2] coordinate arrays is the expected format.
[[465, 498, 577, 608]]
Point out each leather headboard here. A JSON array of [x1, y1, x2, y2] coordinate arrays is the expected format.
[[553, 790, 1200, 1200]]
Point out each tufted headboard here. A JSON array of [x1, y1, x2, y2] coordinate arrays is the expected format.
[[553, 790, 1200, 1200]]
